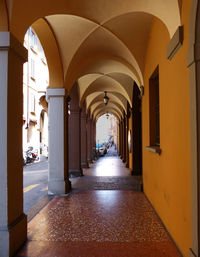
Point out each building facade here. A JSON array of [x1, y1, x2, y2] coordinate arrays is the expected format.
[[23, 27, 49, 156]]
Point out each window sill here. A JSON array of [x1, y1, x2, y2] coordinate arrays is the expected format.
[[30, 46, 38, 55], [41, 58, 47, 65], [145, 146, 161, 155]]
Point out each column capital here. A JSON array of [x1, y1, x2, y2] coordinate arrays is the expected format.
[[46, 88, 66, 101], [0, 32, 27, 63]]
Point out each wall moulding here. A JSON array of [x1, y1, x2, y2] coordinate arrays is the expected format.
[[167, 26, 184, 60]]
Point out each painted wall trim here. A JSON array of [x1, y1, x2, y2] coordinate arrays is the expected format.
[[167, 26, 183, 60]]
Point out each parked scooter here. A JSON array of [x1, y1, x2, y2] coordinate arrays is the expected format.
[[23, 146, 39, 165], [31, 149, 39, 161]]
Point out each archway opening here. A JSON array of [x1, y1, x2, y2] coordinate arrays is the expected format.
[[96, 113, 118, 158], [22, 27, 49, 214]]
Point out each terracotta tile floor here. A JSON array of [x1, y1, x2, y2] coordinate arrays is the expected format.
[[17, 190, 181, 257]]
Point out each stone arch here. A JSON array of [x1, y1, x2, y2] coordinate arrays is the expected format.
[[67, 56, 141, 92], [9, 0, 180, 41], [87, 92, 127, 114], [80, 74, 132, 107], [31, 18, 64, 88], [95, 109, 121, 121], [91, 101, 124, 118], [78, 72, 135, 108], [94, 105, 122, 120]]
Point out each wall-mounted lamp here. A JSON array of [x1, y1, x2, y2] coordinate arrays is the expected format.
[[103, 91, 109, 105]]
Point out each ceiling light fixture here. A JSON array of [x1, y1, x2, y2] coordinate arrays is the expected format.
[[103, 91, 109, 105], [106, 112, 109, 119]]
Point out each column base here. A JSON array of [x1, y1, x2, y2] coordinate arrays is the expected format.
[[0, 213, 27, 257], [131, 169, 142, 176], [69, 169, 83, 178], [87, 159, 92, 164], [48, 179, 71, 195], [81, 162, 89, 169]]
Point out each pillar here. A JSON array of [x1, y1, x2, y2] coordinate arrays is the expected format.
[[81, 102, 89, 168], [87, 115, 92, 163], [94, 120, 96, 150], [118, 122, 122, 156], [126, 107, 130, 168], [90, 119, 96, 160], [131, 84, 142, 175], [120, 120, 124, 160], [46, 88, 71, 194], [0, 32, 28, 257], [123, 115, 127, 163], [68, 84, 82, 177]]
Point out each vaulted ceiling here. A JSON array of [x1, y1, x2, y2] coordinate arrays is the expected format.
[[1, 0, 181, 120]]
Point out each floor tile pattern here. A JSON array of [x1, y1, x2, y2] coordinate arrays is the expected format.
[[70, 176, 142, 191], [17, 191, 181, 257]]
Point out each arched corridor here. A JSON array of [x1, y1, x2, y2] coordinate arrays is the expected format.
[[0, 0, 199, 257]]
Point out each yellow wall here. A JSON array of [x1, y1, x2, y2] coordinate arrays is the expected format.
[[143, 1, 191, 256], [129, 114, 132, 170]]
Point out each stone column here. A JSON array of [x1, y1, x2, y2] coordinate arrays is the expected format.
[[87, 115, 92, 163], [90, 118, 95, 160], [68, 106, 82, 177], [123, 116, 127, 163], [93, 119, 96, 154], [0, 32, 28, 257], [121, 120, 124, 160], [126, 112, 129, 168], [81, 103, 89, 168], [131, 84, 142, 175], [118, 122, 121, 156], [46, 88, 71, 194]]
